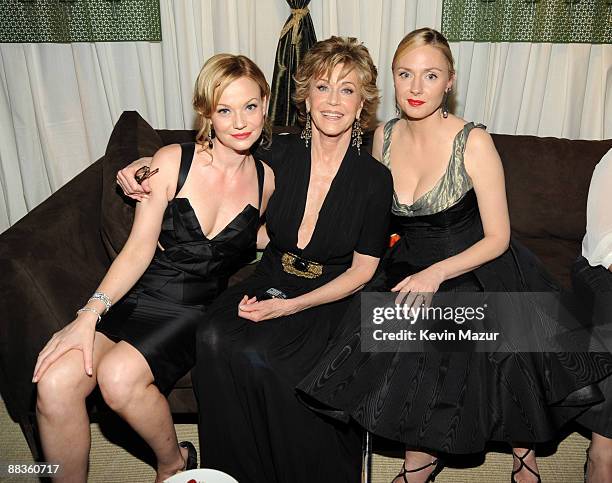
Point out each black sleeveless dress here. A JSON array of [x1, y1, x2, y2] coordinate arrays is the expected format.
[[192, 134, 393, 483], [97, 142, 264, 394], [297, 122, 612, 454]]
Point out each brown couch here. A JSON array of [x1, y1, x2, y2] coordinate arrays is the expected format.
[[1, 111, 611, 460]]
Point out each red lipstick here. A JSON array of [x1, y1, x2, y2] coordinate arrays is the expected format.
[[231, 132, 252, 140], [408, 99, 425, 107]]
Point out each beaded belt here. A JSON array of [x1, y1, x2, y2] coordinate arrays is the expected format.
[[281, 252, 323, 279]]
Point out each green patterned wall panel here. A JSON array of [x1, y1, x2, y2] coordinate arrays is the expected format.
[[0, 0, 161, 42], [442, 0, 612, 44]]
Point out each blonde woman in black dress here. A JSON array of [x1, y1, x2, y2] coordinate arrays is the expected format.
[[33, 54, 274, 483]]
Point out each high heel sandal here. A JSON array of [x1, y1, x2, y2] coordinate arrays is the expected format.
[[511, 448, 541, 483], [394, 459, 445, 483], [178, 441, 198, 471]]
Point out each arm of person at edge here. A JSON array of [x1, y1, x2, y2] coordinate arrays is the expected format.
[[372, 124, 511, 305], [238, 251, 381, 322], [583, 148, 612, 272], [33, 146, 178, 382]]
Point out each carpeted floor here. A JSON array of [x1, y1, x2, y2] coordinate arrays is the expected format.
[[1, 397, 588, 482]]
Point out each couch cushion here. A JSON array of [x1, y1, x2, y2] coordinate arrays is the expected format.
[[101, 112, 163, 258], [492, 134, 612, 242], [156, 129, 197, 146]]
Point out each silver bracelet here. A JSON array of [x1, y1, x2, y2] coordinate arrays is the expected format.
[[76, 307, 102, 324], [88, 292, 112, 315]]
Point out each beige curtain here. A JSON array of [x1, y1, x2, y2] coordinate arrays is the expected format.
[[1, 0, 610, 233], [310, 0, 611, 138]]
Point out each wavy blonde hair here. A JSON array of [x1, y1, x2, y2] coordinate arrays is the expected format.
[[293, 36, 380, 130], [392, 28, 455, 76], [192, 54, 271, 152]]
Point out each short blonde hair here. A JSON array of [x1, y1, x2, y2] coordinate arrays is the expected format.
[[192, 54, 271, 150], [392, 28, 455, 76], [293, 36, 379, 130]]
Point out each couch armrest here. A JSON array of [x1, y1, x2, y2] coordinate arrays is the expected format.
[[0, 159, 111, 423]]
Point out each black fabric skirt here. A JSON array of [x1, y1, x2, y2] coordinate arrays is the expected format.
[[572, 255, 612, 438], [297, 244, 612, 454], [97, 291, 206, 395], [192, 248, 362, 483]]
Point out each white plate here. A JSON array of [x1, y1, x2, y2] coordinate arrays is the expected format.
[[163, 468, 239, 483]]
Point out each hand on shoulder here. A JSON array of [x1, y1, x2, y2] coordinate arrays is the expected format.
[[116, 144, 182, 201]]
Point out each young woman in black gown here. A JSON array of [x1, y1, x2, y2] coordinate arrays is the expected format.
[[32, 54, 274, 483], [297, 29, 612, 483], [190, 37, 393, 483]]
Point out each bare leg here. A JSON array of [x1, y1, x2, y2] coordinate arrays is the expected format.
[[511, 446, 540, 483], [96, 342, 188, 483], [393, 449, 440, 483], [36, 334, 115, 482], [586, 433, 612, 483]]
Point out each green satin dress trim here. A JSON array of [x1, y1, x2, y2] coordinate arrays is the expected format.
[[381, 118, 485, 217]]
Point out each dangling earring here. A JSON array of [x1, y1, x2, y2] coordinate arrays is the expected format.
[[301, 112, 312, 147], [351, 117, 363, 155], [441, 89, 450, 119], [395, 104, 401, 118], [205, 125, 214, 149]]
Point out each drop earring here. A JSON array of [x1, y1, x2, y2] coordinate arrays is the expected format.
[[205, 125, 214, 149], [351, 117, 363, 155], [301, 112, 312, 147], [441, 89, 450, 119]]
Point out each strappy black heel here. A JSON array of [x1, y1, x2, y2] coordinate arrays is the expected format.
[[394, 459, 444, 483], [511, 448, 541, 483]]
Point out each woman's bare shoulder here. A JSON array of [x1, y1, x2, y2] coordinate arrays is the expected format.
[[151, 143, 182, 166]]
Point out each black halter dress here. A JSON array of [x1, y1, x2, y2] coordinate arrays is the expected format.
[[97, 142, 265, 394]]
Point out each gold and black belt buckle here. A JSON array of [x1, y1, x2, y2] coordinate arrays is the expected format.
[[281, 252, 323, 279]]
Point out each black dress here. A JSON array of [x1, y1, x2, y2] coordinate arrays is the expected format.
[[97, 143, 264, 394], [192, 134, 393, 483], [297, 121, 612, 454], [572, 255, 612, 438]]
